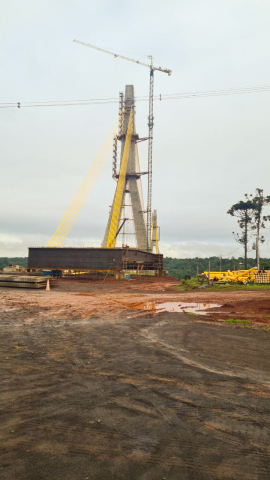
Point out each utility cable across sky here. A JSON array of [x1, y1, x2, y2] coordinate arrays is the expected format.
[[1, 84, 270, 109]]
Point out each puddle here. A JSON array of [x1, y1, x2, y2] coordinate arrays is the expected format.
[[125, 301, 222, 316]]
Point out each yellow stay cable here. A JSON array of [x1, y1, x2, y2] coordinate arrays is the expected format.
[[47, 117, 119, 247], [49, 134, 114, 247], [48, 132, 114, 247], [107, 107, 133, 248]]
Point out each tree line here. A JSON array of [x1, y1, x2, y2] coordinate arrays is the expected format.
[[0, 257, 28, 269], [164, 256, 270, 280]]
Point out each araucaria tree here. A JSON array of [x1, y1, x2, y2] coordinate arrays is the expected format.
[[249, 189, 270, 269], [227, 199, 255, 269]]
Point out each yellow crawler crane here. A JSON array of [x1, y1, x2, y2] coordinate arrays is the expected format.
[[203, 267, 258, 283], [106, 107, 133, 248], [47, 112, 124, 248]]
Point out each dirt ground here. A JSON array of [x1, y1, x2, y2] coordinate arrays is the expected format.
[[0, 277, 270, 479]]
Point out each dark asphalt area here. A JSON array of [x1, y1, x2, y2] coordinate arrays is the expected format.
[[1, 306, 270, 479]]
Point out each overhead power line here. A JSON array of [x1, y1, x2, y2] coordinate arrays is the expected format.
[[1, 84, 270, 109]]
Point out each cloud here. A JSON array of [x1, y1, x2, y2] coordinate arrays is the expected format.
[[0, 234, 23, 255], [0, 234, 23, 246], [1, 1, 270, 259], [1, 230, 270, 260], [160, 241, 241, 259], [0, 233, 102, 257], [0, 234, 38, 257]]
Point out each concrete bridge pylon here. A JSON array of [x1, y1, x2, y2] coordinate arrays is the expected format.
[[102, 85, 148, 251]]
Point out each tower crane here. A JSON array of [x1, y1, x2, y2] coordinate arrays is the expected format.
[[73, 39, 172, 251]]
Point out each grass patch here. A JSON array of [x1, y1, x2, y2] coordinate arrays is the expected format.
[[186, 312, 198, 316], [227, 319, 253, 325], [174, 278, 204, 291], [265, 315, 270, 318], [208, 283, 270, 291], [174, 281, 270, 292]]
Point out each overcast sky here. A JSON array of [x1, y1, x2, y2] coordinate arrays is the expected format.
[[1, 0, 270, 259]]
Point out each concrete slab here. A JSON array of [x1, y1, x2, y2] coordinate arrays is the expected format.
[[0, 281, 46, 288], [0, 275, 46, 284]]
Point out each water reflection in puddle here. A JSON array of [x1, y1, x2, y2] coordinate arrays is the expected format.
[[127, 301, 222, 316]]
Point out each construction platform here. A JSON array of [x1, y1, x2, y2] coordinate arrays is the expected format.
[[28, 247, 163, 272]]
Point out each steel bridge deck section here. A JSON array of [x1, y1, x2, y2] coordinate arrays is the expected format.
[[28, 247, 163, 272]]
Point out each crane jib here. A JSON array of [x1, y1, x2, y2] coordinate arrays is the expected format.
[[73, 39, 172, 75]]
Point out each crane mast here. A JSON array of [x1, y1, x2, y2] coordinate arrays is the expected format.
[[73, 39, 171, 251], [147, 63, 154, 251]]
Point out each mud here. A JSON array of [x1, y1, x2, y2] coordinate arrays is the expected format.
[[121, 301, 222, 315], [0, 277, 270, 479]]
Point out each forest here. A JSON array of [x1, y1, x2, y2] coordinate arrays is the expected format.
[[0, 257, 28, 269]]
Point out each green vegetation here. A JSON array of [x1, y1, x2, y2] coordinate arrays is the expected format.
[[173, 278, 270, 292], [228, 189, 270, 269], [174, 279, 270, 292], [0, 257, 28, 269], [164, 256, 270, 280], [227, 319, 253, 325], [186, 312, 198, 316], [207, 283, 270, 291], [227, 198, 255, 269], [173, 278, 202, 291]]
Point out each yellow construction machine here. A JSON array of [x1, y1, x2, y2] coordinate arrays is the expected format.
[[202, 267, 270, 284]]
